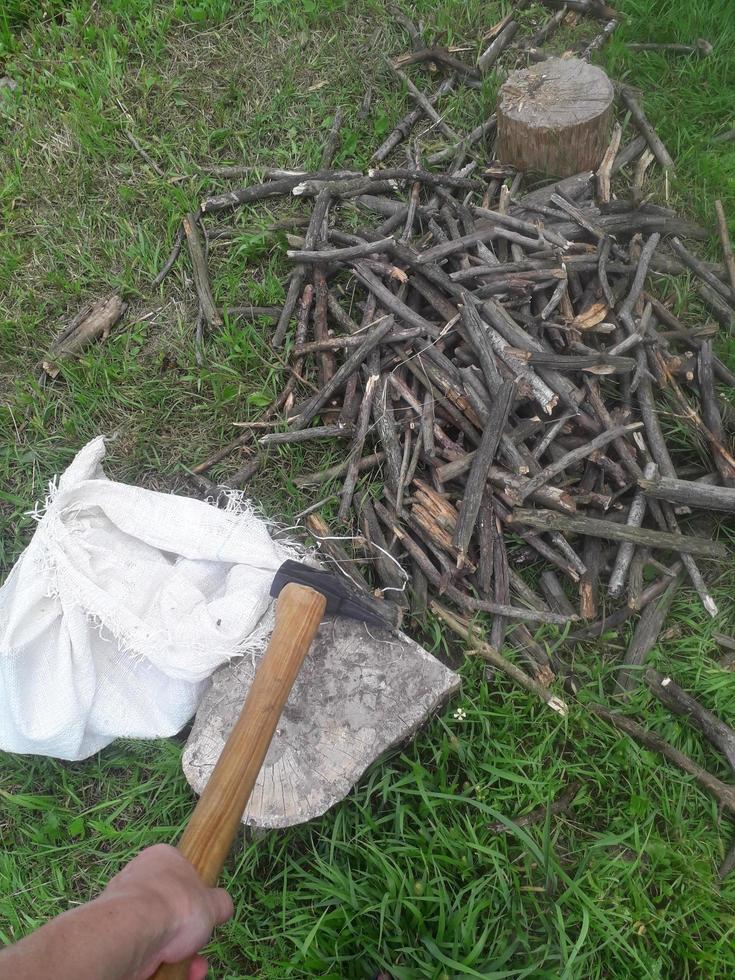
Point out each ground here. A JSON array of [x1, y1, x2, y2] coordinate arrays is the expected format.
[[1, 1, 735, 977]]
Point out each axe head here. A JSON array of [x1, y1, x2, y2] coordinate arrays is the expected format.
[[269, 559, 391, 630]]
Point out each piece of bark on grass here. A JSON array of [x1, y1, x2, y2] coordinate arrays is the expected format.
[[43, 293, 127, 378]]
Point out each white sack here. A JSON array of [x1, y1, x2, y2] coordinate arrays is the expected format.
[[0, 437, 297, 760]]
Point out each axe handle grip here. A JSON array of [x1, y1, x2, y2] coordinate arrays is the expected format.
[[152, 582, 326, 980]]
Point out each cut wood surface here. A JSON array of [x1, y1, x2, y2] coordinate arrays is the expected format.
[[497, 58, 614, 176], [184, 616, 459, 830]]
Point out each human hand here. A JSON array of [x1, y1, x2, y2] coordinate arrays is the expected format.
[[101, 844, 234, 980]]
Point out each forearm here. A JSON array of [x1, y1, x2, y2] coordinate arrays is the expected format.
[[0, 891, 169, 980]]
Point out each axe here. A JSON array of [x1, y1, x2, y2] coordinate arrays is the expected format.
[[152, 561, 391, 980]]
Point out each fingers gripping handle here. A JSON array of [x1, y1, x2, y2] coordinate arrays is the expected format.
[[152, 583, 326, 980]]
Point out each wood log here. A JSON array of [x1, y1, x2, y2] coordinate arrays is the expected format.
[[497, 59, 614, 177]]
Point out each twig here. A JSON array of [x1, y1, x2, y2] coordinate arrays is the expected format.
[[619, 86, 675, 171], [511, 509, 728, 560], [589, 703, 735, 816], [183, 212, 221, 329], [431, 601, 569, 715], [488, 780, 582, 833], [714, 200, 735, 302]]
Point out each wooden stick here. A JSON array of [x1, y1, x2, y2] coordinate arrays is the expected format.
[[589, 703, 735, 817], [320, 108, 344, 169], [511, 509, 728, 560], [608, 461, 655, 597], [152, 224, 184, 287], [714, 199, 735, 300], [182, 213, 221, 329], [392, 48, 480, 80], [385, 61, 459, 140], [669, 236, 735, 306], [152, 584, 326, 980], [338, 375, 379, 522], [288, 316, 395, 430], [638, 475, 735, 513], [488, 780, 582, 834], [646, 669, 735, 775], [478, 19, 519, 74], [583, 17, 618, 59], [373, 500, 574, 625], [43, 293, 127, 377], [431, 602, 569, 715], [273, 187, 332, 346], [618, 86, 675, 171], [305, 513, 373, 596], [200, 170, 353, 213], [698, 282, 735, 331], [453, 382, 514, 564], [517, 424, 640, 502], [287, 237, 396, 263], [372, 77, 456, 162], [259, 423, 354, 446], [615, 573, 682, 695], [294, 451, 385, 488]]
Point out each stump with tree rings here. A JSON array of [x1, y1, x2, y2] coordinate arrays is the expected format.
[[497, 57, 614, 178]]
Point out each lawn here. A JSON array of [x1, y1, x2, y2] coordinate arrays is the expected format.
[[1, 1, 735, 977]]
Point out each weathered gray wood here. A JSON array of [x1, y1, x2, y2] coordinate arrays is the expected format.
[[259, 424, 354, 446], [615, 574, 682, 694], [646, 669, 735, 775], [638, 475, 735, 513], [619, 85, 675, 171], [539, 569, 576, 616], [183, 617, 459, 829], [517, 424, 639, 502], [498, 59, 614, 177], [453, 382, 514, 564], [511, 509, 728, 560], [608, 462, 656, 597], [288, 316, 395, 430]]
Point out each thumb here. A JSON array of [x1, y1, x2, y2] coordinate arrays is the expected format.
[[207, 887, 234, 926]]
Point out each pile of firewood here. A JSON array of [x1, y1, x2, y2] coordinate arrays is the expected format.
[[179, 3, 735, 662], [45, 0, 735, 872]]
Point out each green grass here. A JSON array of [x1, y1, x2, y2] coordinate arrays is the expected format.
[[1, 1, 735, 977], [602, 0, 735, 229]]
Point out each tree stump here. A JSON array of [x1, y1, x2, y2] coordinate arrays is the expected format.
[[497, 58, 614, 178]]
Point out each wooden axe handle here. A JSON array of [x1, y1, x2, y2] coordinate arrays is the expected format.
[[152, 582, 326, 980]]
